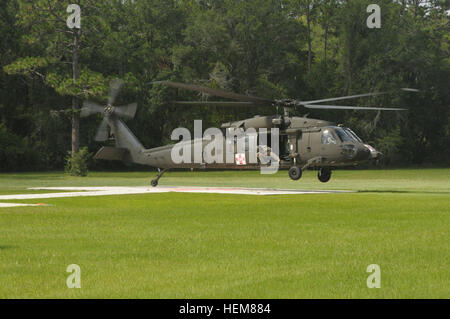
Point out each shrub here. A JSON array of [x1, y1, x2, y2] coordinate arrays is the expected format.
[[65, 147, 91, 176]]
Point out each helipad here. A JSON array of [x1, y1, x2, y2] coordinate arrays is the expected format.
[[0, 203, 41, 208], [0, 186, 353, 207]]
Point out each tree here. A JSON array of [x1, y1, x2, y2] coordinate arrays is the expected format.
[[4, 0, 108, 158], [288, 0, 317, 74], [1, 0, 449, 170], [316, 0, 338, 65]]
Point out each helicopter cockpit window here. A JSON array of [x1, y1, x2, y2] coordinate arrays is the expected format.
[[321, 129, 337, 144], [334, 127, 353, 142], [344, 128, 363, 143]]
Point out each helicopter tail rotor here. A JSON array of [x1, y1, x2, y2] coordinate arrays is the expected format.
[[81, 79, 138, 142]]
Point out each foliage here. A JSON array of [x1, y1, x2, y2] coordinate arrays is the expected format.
[[64, 147, 91, 177], [0, 0, 449, 171], [0, 124, 40, 171]]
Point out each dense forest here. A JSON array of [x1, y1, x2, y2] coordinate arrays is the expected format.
[[0, 0, 448, 172]]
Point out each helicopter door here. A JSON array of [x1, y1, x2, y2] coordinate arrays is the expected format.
[[308, 129, 323, 156], [299, 130, 312, 148], [298, 129, 321, 160], [285, 129, 301, 160], [297, 131, 308, 158], [319, 128, 340, 161]]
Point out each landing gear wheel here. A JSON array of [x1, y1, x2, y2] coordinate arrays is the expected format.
[[318, 168, 332, 183], [289, 166, 302, 181], [150, 168, 168, 188]]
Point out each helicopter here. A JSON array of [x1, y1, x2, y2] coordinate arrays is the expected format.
[[81, 79, 416, 187]]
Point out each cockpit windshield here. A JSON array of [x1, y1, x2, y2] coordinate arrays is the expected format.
[[333, 127, 353, 142], [344, 128, 363, 142], [322, 126, 364, 144]]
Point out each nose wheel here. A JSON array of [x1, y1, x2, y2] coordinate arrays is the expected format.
[[318, 168, 332, 183]]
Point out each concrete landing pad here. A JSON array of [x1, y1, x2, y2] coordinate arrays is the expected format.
[[0, 203, 41, 208], [0, 187, 353, 204]]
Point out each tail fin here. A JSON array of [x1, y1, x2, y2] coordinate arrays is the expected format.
[[107, 116, 145, 164]]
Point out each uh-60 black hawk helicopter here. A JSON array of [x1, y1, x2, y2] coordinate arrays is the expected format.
[[81, 79, 417, 186]]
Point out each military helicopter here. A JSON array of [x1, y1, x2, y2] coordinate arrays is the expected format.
[[81, 79, 416, 186]]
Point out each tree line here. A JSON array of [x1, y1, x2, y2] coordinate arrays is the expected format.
[[0, 0, 448, 171]]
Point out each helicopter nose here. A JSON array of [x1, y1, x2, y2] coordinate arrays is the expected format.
[[364, 144, 380, 159], [355, 145, 371, 161]]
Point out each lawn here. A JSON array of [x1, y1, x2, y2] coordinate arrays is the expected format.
[[0, 169, 448, 298]]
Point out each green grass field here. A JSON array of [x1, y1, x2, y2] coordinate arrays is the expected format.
[[0, 169, 448, 298]]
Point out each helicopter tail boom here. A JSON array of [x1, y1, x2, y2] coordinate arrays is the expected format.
[[105, 116, 146, 164]]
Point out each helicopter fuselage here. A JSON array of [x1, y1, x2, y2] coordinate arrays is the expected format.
[[96, 115, 378, 173], [87, 79, 407, 186]]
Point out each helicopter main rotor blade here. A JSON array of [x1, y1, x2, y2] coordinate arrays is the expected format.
[[173, 101, 257, 107], [95, 118, 109, 142], [114, 102, 138, 118], [303, 104, 407, 111], [153, 81, 275, 104], [108, 78, 124, 106], [299, 92, 390, 105], [300, 88, 419, 105], [400, 88, 420, 92]]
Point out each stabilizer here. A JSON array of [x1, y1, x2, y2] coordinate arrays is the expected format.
[[94, 146, 128, 161]]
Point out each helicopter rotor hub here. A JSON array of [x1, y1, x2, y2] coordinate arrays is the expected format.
[[104, 104, 115, 116]]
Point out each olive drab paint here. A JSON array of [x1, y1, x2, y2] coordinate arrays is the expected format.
[[83, 80, 415, 186]]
